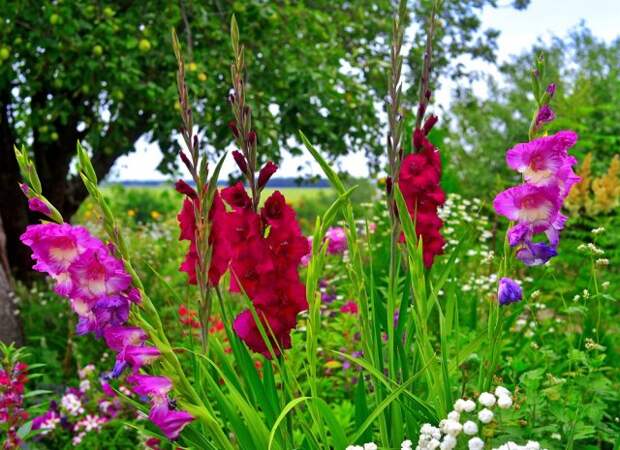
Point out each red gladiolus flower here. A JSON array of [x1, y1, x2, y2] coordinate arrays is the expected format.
[[223, 188, 308, 358], [398, 128, 446, 268]]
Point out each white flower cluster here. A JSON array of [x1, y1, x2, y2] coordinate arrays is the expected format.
[[414, 386, 546, 450], [494, 442, 544, 450], [61, 392, 84, 416], [345, 443, 378, 450]]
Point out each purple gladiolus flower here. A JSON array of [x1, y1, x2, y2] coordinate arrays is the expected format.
[[516, 241, 558, 266], [497, 278, 523, 306], [123, 346, 161, 369]]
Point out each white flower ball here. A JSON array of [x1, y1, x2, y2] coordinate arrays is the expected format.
[[478, 392, 496, 407], [468, 437, 484, 450], [421, 423, 434, 435], [497, 395, 513, 409], [444, 419, 462, 436], [478, 408, 494, 424], [428, 438, 440, 449], [494, 386, 511, 398], [401, 439, 413, 450], [453, 399, 467, 412], [463, 420, 478, 435], [447, 410, 460, 422], [440, 434, 457, 450], [364, 443, 378, 450], [525, 441, 541, 450], [462, 399, 476, 412]]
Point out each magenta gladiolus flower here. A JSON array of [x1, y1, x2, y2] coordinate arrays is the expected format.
[[128, 374, 193, 440], [325, 227, 347, 254], [104, 327, 148, 352], [505, 131, 578, 186], [128, 374, 172, 399], [148, 404, 194, 440], [123, 346, 161, 369], [493, 184, 561, 233], [497, 278, 523, 306], [20, 223, 99, 274], [68, 248, 132, 301], [494, 129, 580, 266]]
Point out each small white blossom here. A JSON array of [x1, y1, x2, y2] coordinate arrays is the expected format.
[[447, 411, 460, 422], [494, 386, 511, 398], [364, 443, 378, 450], [463, 420, 478, 435], [462, 399, 476, 412], [440, 434, 457, 450], [478, 392, 496, 407], [497, 395, 512, 409], [478, 408, 494, 424], [468, 437, 484, 450], [444, 419, 462, 436]]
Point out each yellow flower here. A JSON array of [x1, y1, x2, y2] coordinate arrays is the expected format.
[[150, 210, 161, 220], [127, 209, 136, 217], [591, 154, 620, 214], [324, 360, 342, 369]]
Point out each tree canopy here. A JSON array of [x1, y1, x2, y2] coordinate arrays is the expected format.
[[1, 0, 528, 277]]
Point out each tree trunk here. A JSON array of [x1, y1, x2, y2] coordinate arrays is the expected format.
[[0, 216, 23, 346]]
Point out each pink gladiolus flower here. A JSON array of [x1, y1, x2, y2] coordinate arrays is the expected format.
[[325, 227, 347, 254], [493, 184, 561, 233], [123, 346, 161, 369], [505, 131, 578, 186], [20, 223, 99, 274], [69, 248, 132, 301], [128, 375, 172, 400], [103, 327, 148, 352], [148, 404, 194, 440]]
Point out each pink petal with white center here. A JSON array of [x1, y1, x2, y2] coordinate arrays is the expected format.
[[493, 184, 561, 233]]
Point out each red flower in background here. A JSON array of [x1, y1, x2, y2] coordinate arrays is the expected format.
[[398, 121, 446, 268]]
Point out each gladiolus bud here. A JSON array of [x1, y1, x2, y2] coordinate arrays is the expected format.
[[228, 120, 239, 138], [422, 114, 438, 136], [497, 277, 523, 306], [247, 130, 257, 147], [179, 150, 192, 171], [412, 128, 425, 151], [232, 150, 248, 174], [175, 179, 197, 199], [546, 83, 556, 97], [258, 161, 277, 189], [386, 176, 393, 195]]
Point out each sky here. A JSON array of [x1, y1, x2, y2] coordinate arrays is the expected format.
[[109, 0, 619, 182]]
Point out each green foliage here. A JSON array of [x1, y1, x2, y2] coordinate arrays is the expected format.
[[446, 26, 620, 197]]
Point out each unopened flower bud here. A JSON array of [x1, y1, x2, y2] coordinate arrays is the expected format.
[[386, 176, 393, 195], [175, 179, 197, 199], [546, 83, 556, 97], [258, 161, 277, 189], [179, 150, 192, 171], [535, 105, 555, 127], [228, 120, 239, 138], [232, 150, 248, 174], [247, 130, 257, 147], [422, 114, 438, 135]]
